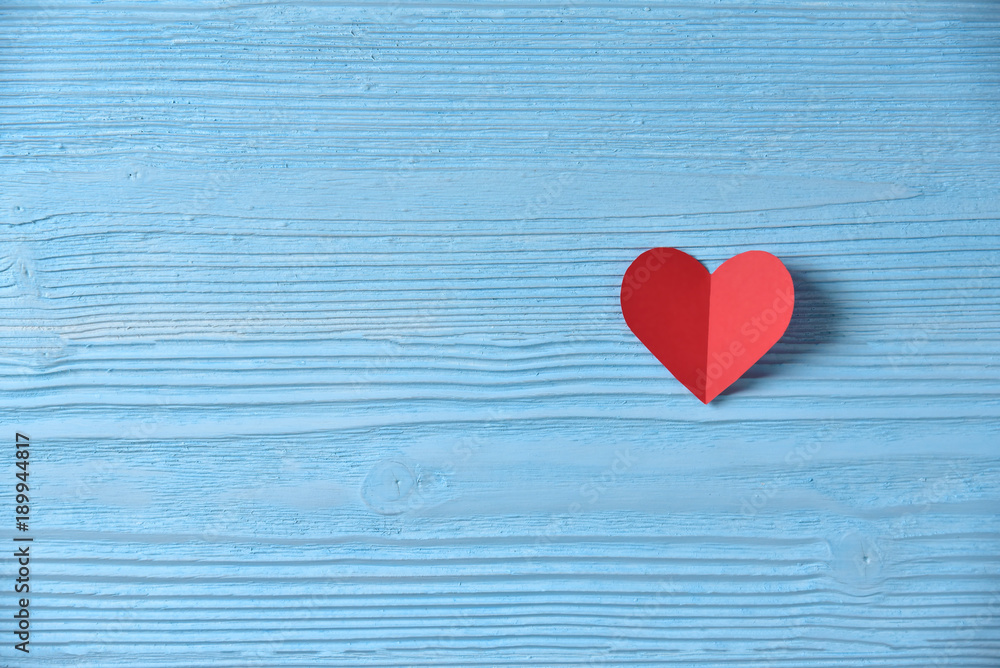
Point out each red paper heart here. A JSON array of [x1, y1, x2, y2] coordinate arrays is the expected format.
[[620, 248, 794, 403]]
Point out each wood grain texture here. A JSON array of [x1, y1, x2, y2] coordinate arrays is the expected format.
[[2, 0, 999, 665]]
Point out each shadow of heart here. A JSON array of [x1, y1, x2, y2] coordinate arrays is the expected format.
[[714, 265, 839, 402]]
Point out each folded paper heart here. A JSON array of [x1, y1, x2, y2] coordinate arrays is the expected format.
[[620, 248, 794, 403]]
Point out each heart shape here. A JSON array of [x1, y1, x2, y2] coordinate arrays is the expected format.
[[620, 248, 794, 403]]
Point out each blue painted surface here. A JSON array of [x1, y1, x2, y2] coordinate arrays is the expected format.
[[2, 1, 999, 665]]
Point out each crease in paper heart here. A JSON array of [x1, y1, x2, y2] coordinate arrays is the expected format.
[[620, 247, 794, 403]]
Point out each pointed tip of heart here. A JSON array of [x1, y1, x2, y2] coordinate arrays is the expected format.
[[684, 382, 717, 404], [684, 374, 728, 404], [695, 389, 719, 404]]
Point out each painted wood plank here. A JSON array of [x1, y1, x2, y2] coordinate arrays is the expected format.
[[2, 0, 999, 665]]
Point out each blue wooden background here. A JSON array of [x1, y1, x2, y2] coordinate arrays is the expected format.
[[3, 1, 1000, 665]]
